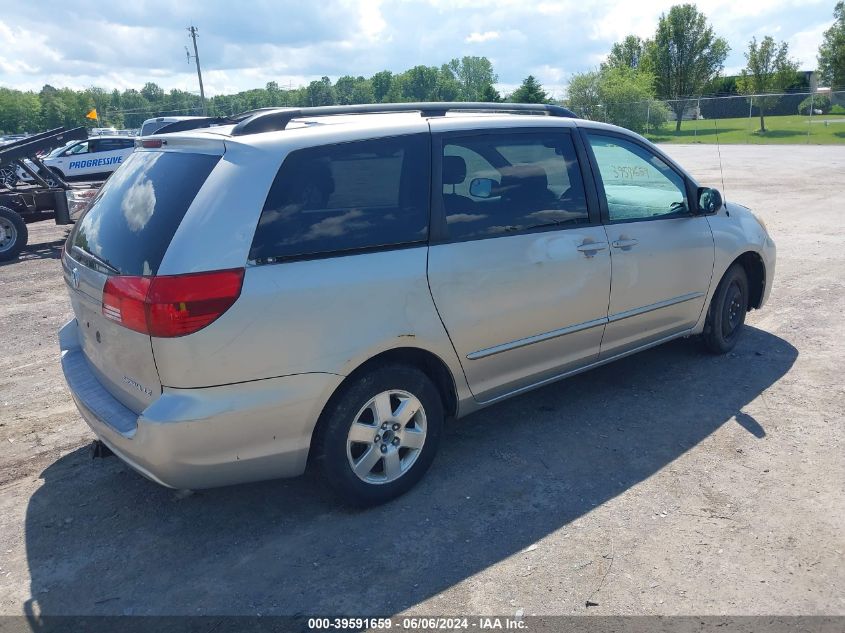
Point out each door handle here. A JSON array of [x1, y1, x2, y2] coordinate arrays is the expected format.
[[576, 241, 608, 257], [611, 238, 639, 250]]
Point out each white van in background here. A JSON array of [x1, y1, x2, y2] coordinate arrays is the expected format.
[[40, 136, 135, 181], [139, 116, 205, 136]]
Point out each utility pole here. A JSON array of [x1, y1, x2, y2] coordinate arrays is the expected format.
[[186, 25, 206, 115]]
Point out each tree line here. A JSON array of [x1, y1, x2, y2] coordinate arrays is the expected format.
[[0, 57, 548, 134], [567, 1, 843, 133], [0, 2, 842, 135], [567, 3, 837, 133]]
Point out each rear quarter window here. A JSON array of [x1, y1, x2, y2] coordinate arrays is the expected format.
[[249, 134, 430, 263], [70, 151, 220, 275]]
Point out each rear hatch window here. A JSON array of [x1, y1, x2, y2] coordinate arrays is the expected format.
[[70, 150, 221, 276], [64, 149, 221, 414]]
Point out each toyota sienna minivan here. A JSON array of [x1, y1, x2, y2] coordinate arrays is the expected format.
[[59, 102, 775, 505]]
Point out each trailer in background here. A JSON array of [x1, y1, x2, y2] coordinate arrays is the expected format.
[[0, 127, 104, 262]]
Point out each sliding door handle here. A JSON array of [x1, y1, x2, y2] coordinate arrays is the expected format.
[[576, 241, 608, 257], [611, 238, 639, 250]]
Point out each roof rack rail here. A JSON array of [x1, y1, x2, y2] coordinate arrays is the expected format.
[[150, 108, 286, 135], [152, 116, 235, 135], [230, 102, 577, 136]]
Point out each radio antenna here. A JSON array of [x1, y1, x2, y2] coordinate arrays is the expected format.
[[714, 119, 726, 202]]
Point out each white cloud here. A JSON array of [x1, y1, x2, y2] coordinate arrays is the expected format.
[[0, 20, 62, 75], [0, 0, 836, 96], [788, 20, 835, 70], [358, 0, 388, 41], [466, 31, 500, 43]]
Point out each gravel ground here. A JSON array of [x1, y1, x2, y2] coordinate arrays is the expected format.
[[0, 145, 842, 618]]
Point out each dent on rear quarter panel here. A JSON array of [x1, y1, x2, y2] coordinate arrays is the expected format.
[[151, 248, 467, 394]]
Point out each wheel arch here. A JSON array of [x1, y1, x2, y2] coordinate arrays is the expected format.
[[732, 250, 766, 310], [307, 346, 459, 467], [337, 347, 458, 419]]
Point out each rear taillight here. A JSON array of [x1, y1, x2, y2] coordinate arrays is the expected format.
[[102, 269, 244, 338], [102, 275, 151, 333], [136, 139, 165, 149]]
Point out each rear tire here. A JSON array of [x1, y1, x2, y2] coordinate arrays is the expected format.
[[702, 264, 748, 354], [314, 364, 443, 506], [0, 206, 28, 262]]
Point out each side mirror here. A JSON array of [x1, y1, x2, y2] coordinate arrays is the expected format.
[[697, 187, 723, 214], [469, 177, 497, 199]]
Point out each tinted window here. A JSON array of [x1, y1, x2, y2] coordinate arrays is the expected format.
[[70, 151, 220, 275], [440, 132, 588, 241], [250, 134, 429, 262], [97, 138, 132, 152], [587, 134, 688, 221], [140, 120, 167, 136]]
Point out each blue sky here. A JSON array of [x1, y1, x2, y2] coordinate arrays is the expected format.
[[0, 0, 837, 97]]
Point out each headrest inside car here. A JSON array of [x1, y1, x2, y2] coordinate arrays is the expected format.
[[443, 155, 467, 185], [497, 164, 550, 201]]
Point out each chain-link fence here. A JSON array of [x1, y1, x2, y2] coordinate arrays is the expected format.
[[567, 90, 845, 144]]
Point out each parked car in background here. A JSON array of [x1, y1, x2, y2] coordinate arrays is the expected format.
[[0, 134, 29, 145], [59, 103, 775, 505], [35, 136, 135, 183], [0, 126, 92, 260], [139, 116, 205, 136]]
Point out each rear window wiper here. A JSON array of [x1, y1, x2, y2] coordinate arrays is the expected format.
[[71, 245, 120, 275]]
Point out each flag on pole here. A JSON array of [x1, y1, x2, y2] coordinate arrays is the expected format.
[[86, 109, 98, 120]]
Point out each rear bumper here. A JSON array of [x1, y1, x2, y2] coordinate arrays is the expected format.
[[59, 319, 343, 489]]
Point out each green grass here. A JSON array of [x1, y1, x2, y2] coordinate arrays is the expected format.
[[645, 113, 845, 144]]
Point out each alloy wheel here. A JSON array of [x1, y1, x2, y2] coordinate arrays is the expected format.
[[0, 166, 16, 188], [346, 389, 427, 484]]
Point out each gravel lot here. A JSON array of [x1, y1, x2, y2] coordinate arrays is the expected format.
[[0, 145, 842, 618]]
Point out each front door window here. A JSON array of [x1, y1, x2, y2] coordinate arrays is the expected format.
[[587, 134, 688, 221]]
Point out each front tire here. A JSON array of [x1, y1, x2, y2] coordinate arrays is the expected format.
[[314, 364, 443, 506], [0, 206, 28, 262], [702, 264, 748, 354]]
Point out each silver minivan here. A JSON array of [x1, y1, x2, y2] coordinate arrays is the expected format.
[[59, 103, 775, 505]]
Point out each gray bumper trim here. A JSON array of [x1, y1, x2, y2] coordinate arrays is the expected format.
[[61, 348, 139, 437]]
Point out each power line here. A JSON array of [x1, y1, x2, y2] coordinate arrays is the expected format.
[[107, 106, 201, 115]]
